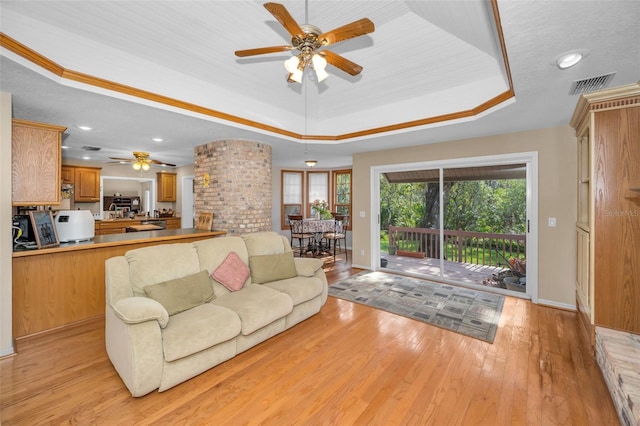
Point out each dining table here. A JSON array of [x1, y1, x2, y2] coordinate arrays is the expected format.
[[302, 218, 335, 256]]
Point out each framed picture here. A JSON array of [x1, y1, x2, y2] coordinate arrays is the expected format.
[[29, 210, 60, 249], [195, 212, 214, 230]]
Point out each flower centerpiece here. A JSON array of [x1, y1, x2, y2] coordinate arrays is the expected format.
[[311, 199, 333, 219]]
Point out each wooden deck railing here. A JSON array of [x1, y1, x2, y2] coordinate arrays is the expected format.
[[388, 226, 525, 267]]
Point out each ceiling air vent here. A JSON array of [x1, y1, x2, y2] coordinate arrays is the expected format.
[[569, 72, 615, 95], [82, 145, 101, 151]]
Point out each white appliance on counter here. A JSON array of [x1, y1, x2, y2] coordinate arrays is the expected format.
[[54, 210, 95, 242]]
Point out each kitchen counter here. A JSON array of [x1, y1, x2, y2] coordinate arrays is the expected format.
[[12, 228, 226, 339], [13, 228, 225, 257], [94, 217, 182, 235]]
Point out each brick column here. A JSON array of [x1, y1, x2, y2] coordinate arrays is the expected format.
[[194, 140, 271, 234]]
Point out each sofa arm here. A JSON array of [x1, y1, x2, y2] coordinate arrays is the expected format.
[[105, 305, 164, 397], [293, 258, 324, 277], [112, 297, 169, 329]]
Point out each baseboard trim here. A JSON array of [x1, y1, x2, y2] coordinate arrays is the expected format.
[[537, 298, 576, 311], [15, 315, 104, 343]]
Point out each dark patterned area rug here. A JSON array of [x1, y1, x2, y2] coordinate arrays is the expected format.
[[328, 271, 504, 343]]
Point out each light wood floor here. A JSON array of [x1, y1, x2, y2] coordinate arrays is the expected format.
[[1, 254, 619, 425]]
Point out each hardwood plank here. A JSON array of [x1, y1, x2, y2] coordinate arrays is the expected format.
[[0, 254, 620, 425]]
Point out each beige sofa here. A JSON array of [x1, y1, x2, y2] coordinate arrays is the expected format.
[[105, 231, 328, 397]]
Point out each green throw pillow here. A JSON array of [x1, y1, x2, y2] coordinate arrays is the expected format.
[[249, 251, 298, 284], [143, 270, 215, 315]]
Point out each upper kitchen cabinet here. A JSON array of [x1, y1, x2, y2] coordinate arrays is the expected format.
[[74, 166, 101, 202], [11, 119, 67, 206], [157, 172, 177, 202], [61, 165, 75, 184]]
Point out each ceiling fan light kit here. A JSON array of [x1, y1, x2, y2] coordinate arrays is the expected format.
[[109, 151, 176, 170], [235, 2, 374, 84]]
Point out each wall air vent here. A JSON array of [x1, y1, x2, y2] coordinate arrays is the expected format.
[[569, 72, 615, 95], [82, 145, 101, 151]]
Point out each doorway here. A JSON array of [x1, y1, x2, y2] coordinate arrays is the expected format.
[[181, 176, 195, 229], [373, 152, 538, 301]]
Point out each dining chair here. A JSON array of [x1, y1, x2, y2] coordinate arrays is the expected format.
[[323, 214, 349, 262], [288, 214, 314, 257]]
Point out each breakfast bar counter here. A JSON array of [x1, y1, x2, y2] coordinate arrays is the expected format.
[[12, 228, 226, 339]]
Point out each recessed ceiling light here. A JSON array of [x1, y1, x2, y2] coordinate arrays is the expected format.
[[77, 125, 93, 131], [82, 155, 91, 160], [554, 49, 589, 70], [61, 145, 69, 149], [152, 137, 163, 142]]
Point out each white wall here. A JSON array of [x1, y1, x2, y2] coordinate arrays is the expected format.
[[351, 126, 578, 308], [1, 92, 15, 356]]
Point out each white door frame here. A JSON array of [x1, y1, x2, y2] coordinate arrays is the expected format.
[[370, 152, 539, 302]]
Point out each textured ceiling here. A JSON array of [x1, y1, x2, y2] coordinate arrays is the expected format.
[[0, 1, 639, 169]]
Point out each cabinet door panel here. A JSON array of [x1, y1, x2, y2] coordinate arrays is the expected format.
[[11, 120, 65, 206], [74, 168, 101, 202]]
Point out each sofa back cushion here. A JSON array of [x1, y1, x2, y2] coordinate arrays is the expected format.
[[249, 251, 298, 284], [193, 236, 250, 294], [242, 231, 291, 257], [125, 243, 201, 296], [143, 270, 215, 315]]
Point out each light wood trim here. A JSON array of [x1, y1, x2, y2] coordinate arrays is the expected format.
[[0, 3, 515, 142], [569, 81, 640, 133]]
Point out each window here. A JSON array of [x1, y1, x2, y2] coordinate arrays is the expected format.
[[280, 169, 352, 230], [281, 170, 303, 228], [306, 171, 329, 216], [333, 169, 352, 228]]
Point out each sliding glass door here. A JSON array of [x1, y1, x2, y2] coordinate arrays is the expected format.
[[375, 153, 536, 300]]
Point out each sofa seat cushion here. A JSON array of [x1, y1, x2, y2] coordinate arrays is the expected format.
[[212, 285, 293, 335], [161, 303, 241, 362], [263, 276, 324, 306]]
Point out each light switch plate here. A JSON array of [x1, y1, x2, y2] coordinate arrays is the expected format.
[[359, 211, 365, 218], [548, 217, 557, 227]]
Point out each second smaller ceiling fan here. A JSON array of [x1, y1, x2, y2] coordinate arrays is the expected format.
[[109, 151, 176, 171]]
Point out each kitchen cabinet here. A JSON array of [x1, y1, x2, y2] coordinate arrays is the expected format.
[[569, 82, 640, 346], [157, 172, 177, 202], [74, 166, 101, 202], [11, 119, 66, 206], [165, 217, 181, 229], [61, 166, 74, 184], [95, 217, 181, 235]]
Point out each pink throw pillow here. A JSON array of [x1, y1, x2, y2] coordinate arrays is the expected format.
[[211, 252, 250, 291]]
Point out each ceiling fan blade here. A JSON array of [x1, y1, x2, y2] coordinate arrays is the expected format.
[[235, 45, 292, 57], [149, 159, 176, 167], [264, 2, 304, 38], [318, 18, 374, 46], [109, 157, 134, 162], [321, 50, 363, 76]]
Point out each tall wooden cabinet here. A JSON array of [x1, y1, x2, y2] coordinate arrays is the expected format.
[[11, 119, 67, 206], [570, 82, 640, 346]]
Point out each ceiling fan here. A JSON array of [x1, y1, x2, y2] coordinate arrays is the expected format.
[[109, 151, 176, 170], [235, 2, 374, 83]]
